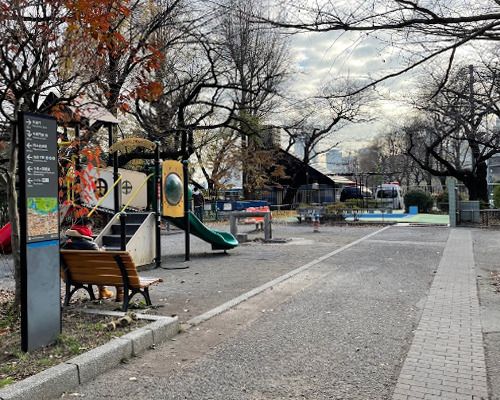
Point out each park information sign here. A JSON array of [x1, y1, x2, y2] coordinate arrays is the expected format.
[[19, 112, 61, 352]]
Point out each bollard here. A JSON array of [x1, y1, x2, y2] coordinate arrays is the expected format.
[[313, 213, 320, 232]]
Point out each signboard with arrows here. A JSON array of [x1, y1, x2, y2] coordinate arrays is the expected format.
[[18, 112, 60, 352], [22, 114, 59, 242]]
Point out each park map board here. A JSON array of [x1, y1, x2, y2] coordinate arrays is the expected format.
[[19, 112, 61, 352]]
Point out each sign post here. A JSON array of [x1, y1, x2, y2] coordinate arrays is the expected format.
[[19, 112, 60, 352]]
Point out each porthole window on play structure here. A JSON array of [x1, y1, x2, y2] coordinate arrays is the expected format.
[[165, 173, 183, 205]]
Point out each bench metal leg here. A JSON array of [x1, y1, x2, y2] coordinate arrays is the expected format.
[[122, 288, 153, 310], [122, 289, 130, 312], [121, 286, 153, 311], [88, 285, 96, 300], [142, 287, 152, 306], [63, 283, 96, 306], [64, 281, 72, 306]]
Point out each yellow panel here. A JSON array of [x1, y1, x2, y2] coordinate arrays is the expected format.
[[162, 160, 184, 217]]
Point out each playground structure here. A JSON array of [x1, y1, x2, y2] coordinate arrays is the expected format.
[[0, 222, 11, 253], [161, 160, 238, 252], [81, 157, 238, 267], [0, 142, 240, 262]]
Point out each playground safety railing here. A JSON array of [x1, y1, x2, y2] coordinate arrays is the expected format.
[[88, 175, 123, 217], [97, 173, 156, 230], [120, 173, 155, 213]]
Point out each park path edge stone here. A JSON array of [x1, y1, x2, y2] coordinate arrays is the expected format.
[[0, 315, 178, 400]]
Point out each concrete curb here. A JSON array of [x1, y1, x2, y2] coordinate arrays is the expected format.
[[0, 315, 179, 400]]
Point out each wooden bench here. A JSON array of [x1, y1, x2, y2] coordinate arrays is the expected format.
[[60, 250, 163, 312]]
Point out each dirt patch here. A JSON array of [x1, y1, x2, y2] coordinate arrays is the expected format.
[[0, 289, 151, 388]]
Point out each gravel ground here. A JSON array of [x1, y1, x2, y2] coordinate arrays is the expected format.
[[0, 223, 381, 320], [150, 222, 381, 322], [472, 228, 500, 400], [67, 225, 445, 400]]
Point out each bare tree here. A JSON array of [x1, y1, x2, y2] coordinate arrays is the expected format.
[[219, 0, 289, 119], [76, 0, 188, 123], [133, 23, 241, 161], [278, 82, 369, 203], [270, 0, 500, 93], [218, 0, 290, 196], [403, 62, 500, 201], [283, 82, 369, 168], [357, 131, 432, 189], [194, 128, 242, 196], [0, 1, 105, 305]]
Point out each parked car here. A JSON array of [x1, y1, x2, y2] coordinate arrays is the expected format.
[[340, 186, 373, 202], [375, 183, 405, 209]]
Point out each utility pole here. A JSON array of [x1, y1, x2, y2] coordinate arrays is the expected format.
[[469, 64, 476, 173]]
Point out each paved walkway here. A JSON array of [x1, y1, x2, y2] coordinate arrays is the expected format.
[[61, 225, 448, 400], [393, 229, 488, 400]]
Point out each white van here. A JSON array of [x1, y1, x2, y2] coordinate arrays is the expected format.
[[375, 183, 405, 210]]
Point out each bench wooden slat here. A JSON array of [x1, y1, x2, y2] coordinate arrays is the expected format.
[[62, 273, 140, 287], [60, 264, 141, 286], [61, 254, 135, 265], [60, 263, 139, 275], [65, 275, 126, 286], [61, 265, 138, 278], [61, 250, 130, 255]]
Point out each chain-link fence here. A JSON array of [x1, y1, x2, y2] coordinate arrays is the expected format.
[[205, 186, 453, 211]]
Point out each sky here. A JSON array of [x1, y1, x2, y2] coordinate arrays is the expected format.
[[283, 2, 497, 156], [286, 29, 419, 154]]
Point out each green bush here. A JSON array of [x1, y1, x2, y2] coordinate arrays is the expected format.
[[365, 199, 383, 209], [434, 191, 449, 212], [342, 199, 361, 209], [325, 203, 346, 215], [493, 185, 500, 208], [404, 190, 434, 213]]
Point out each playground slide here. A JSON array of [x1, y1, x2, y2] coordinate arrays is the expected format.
[[0, 222, 12, 254], [166, 213, 238, 251]]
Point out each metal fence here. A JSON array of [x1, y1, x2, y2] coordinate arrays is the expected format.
[[208, 186, 448, 209], [480, 209, 500, 227]]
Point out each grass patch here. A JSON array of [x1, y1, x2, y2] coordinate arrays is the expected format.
[[0, 377, 14, 388]]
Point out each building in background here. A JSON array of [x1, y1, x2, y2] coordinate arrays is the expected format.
[[325, 148, 354, 174], [487, 119, 500, 205], [487, 153, 500, 204]]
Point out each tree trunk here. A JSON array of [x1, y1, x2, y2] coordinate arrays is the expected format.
[[283, 186, 298, 207], [463, 164, 488, 202], [241, 133, 250, 199], [426, 172, 433, 192], [7, 120, 21, 307]]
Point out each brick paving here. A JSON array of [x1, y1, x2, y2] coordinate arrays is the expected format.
[[393, 229, 488, 400]]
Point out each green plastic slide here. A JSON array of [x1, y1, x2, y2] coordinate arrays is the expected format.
[[166, 212, 239, 250]]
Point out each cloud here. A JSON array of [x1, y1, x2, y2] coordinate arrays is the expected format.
[[284, 34, 396, 144], [285, 31, 425, 150]]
